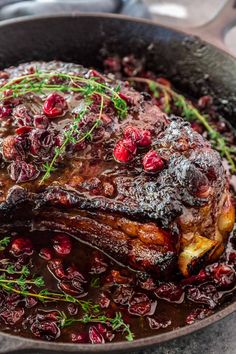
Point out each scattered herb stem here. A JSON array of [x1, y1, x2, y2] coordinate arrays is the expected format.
[[128, 76, 236, 173]]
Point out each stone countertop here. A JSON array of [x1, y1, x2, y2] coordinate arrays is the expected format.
[[133, 312, 236, 354]]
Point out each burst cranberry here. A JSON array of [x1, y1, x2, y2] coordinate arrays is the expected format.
[[210, 263, 236, 289], [71, 332, 89, 343], [13, 105, 32, 126], [66, 265, 86, 283], [138, 277, 156, 291], [0, 105, 11, 118], [155, 283, 184, 303], [10, 237, 33, 257], [25, 296, 38, 308], [198, 95, 213, 109], [15, 126, 33, 135], [48, 259, 66, 279], [186, 284, 220, 309], [67, 303, 78, 316], [124, 126, 142, 141], [59, 280, 80, 296], [2, 135, 25, 161], [99, 293, 110, 309], [52, 234, 72, 256], [43, 93, 67, 118], [186, 307, 213, 325], [31, 320, 60, 340], [33, 115, 49, 129], [29, 129, 54, 157], [39, 247, 53, 261], [90, 252, 108, 274], [113, 138, 137, 163], [143, 150, 164, 172], [147, 315, 171, 330], [96, 324, 114, 342], [128, 293, 152, 316], [8, 161, 39, 183], [0, 307, 24, 325], [112, 285, 133, 305], [138, 130, 152, 147], [89, 326, 105, 344]]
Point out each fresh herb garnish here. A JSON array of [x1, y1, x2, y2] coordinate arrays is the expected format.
[[129, 76, 236, 173], [0, 237, 11, 251], [90, 277, 100, 288]]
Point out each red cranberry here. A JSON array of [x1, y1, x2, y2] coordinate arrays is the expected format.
[[186, 284, 220, 309], [2, 136, 24, 161], [198, 95, 213, 109], [33, 115, 49, 129], [138, 277, 156, 291], [25, 296, 38, 308], [90, 252, 108, 274], [124, 126, 142, 141], [15, 126, 33, 135], [31, 320, 60, 340], [186, 307, 213, 325], [39, 247, 53, 261], [52, 234, 72, 256], [0, 105, 11, 118], [89, 326, 105, 344], [99, 293, 110, 309], [43, 93, 67, 118], [228, 251, 236, 265], [143, 150, 164, 172], [71, 332, 89, 343], [138, 130, 152, 147], [122, 55, 142, 76], [0, 307, 24, 325], [112, 285, 133, 305], [29, 129, 54, 158], [104, 56, 121, 73], [59, 280, 80, 296], [210, 263, 236, 289], [113, 138, 137, 163], [48, 259, 66, 279], [128, 293, 153, 316], [96, 323, 114, 342], [8, 161, 39, 183], [13, 105, 32, 126], [10, 237, 33, 257], [191, 122, 204, 134], [155, 283, 184, 303], [147, 314, 171, 330], [66, 265, 86, 283]]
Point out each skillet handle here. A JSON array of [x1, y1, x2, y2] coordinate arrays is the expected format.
[[183, 0, 236, 52]]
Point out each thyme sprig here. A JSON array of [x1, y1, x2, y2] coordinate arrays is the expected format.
[[129, 77, 236, 173], [0, 237, 11, 251], [58, 311, 134, 341]]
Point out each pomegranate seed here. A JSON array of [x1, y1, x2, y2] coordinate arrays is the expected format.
[[143, 150, 164, 172], [52, 234, 72, 256], [39, 247, 53, 261], [43, 93, 67, 118], [15, 126, 33, 135], [10, 237, 33, 257], [113, 138, 137, 163]]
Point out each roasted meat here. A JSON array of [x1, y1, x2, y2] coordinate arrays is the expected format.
[[0, 61, 234, 279]]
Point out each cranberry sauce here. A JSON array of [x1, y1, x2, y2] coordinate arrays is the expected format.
[[0, 228, 235, 343]]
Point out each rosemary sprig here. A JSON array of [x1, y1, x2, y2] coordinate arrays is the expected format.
[[129, 77, 236, 173], [58, 311, 134, 342]]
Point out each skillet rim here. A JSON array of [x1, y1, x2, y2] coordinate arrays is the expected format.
[[0, 12, 235, 352]]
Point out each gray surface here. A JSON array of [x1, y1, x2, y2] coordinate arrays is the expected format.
[[134, 312, 236, 354]]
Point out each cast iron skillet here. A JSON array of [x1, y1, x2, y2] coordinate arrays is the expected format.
[[1, 2, 236, 353]]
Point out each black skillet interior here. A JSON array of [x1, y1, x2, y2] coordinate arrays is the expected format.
[[0, 13, 236, 354]]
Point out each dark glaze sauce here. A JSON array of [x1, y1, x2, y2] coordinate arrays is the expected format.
[[0, 227, 235, 343]]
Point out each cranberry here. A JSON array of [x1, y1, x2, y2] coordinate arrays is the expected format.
[[33, 115, 49, 129], [25, 296, 38, 308], [182, 269, 209, 286], [48, 259, 66, 279], [29, 129, 55, 158], [138, 277, 156, 291], [104, 56, 121, 73], [147, 315, 172, 330], [210, 263, 236, 289], [112, 285, 133, 305], [8, 161, 39, 183], [89, 326, 105, 344], [113, 138, 137, 163], [90, 252, 108, 274], [0, 105, 11, 118], [10, 237, 33, 257], [13, 105, 32, 126], [198, 95, 213, 109], [128, 293, 153, 316], [124, 126, 152, 147], [0, 307, 24, 325], [143, 150, 164, 172], [15, 126, 33, 135], [67, 303, 78, 316], [96, 323, 114, 342], [99, 293, 110, 309], [155, 283, 184, 303], [52, 234, 72, 256], [122, 55, 143, 76], [39, 247, 53, 261], [31, 320, 60, 340], [228, 252, 236, 265], [66, 265, 86, 283], [2, 135, 25, 161], [59, 280, 80, 296], [43, 93, 67, 118], [186, 308, 213, 325], [138, 130, 152, 147], [191, 122, 204, 134], [186, 284, 220, 309], [71, 332, 89, 343]]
